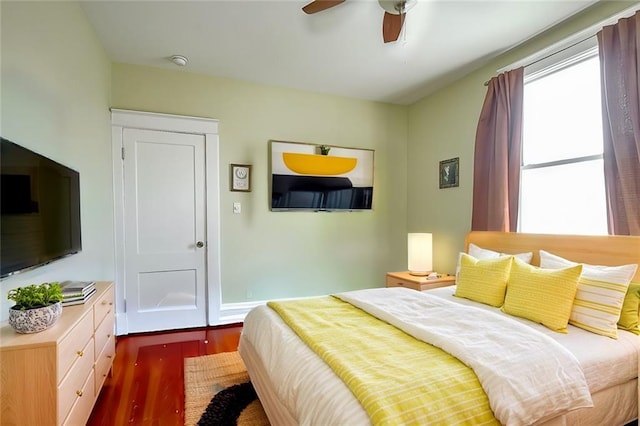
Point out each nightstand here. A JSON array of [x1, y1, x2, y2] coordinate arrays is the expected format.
[[386, 271, 456, 291]]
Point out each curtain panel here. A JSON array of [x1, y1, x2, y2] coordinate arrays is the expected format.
[[471, 67, 524, 232], [598, 11, 640, 236]]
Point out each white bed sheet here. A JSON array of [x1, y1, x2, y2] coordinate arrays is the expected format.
[[428, 286, 639, 394], [240, 286, 639, 425]]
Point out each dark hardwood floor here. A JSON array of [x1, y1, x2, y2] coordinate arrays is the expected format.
[[87, 323, 243, 426]]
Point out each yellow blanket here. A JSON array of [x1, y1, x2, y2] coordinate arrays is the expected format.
[[268, 296, 498, 426]]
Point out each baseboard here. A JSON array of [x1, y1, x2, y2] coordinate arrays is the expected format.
[[216, 300, 266, 325], [116, 298, 291, 333]]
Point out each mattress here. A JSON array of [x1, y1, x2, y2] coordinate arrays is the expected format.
[[239, 286, 639, 425]]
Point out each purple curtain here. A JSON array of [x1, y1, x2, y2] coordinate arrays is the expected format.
[[471, 67, 524, 232], [598, 11, 640, 235]]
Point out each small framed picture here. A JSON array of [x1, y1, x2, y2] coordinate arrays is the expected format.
[[439, 157, 459, 189], [230, 164, 251, 192]]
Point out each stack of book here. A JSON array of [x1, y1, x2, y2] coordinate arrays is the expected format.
[[60, 281, 96, 306]]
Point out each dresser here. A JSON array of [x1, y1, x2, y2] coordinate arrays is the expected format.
[[0, 281, 115, 425]]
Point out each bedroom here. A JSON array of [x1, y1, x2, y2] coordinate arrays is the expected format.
[[1, 0, 639, 425]]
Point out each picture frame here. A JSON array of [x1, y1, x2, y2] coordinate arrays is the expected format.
[[230, 164, 251, 192], [269, 140, 375, 211], [439, 157, 459, 189]]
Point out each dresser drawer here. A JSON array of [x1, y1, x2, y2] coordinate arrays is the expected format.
[[57, 337, 94, 424], [95, 334, 115, 396], [62, 369, 95, 426], [94, 307, 115, 358], [386, 276, 419, 290], [57, 310, 93, 382], [1, 282, 113, 426], [94, 287, 115, 329]]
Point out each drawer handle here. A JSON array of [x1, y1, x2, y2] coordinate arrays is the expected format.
[[101, 300, 108, 305], [107, 355, 113, 359], [107, 334, 112, 338], [77, 350, 84, 357], [76, 390, 83, 397]]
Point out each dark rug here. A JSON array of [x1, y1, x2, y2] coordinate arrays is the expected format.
[[197, 382, 257, 426], [184, 351, 269, 426]]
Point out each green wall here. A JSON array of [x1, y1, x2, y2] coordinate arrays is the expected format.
[[1, 0, 634, 320], [111, 65, 408, 302], [407, 1, 637, 276], [0, 1, 112, 321]]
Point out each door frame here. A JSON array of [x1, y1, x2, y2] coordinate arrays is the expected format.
[[111, 109, 221, 335]]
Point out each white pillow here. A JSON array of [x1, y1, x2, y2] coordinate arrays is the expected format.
[[455, 243, 533, 279], [539, 250, 638, 338]]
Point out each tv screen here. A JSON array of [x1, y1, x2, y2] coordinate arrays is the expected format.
[[270, 140, 374, 211], [1, 138, 82, 278]]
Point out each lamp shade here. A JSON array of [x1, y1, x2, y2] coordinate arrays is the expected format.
[[408, 233, 433, 276]]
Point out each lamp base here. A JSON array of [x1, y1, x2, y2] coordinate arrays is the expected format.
[[408, 270, 431, 276]]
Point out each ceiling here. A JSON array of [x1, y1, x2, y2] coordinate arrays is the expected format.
[[80, 0, 599, 105]]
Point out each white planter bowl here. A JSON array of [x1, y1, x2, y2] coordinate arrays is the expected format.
[[8, 302, 63, 334]]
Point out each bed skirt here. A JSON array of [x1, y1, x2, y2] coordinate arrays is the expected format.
[[238, 337, 297, 426]]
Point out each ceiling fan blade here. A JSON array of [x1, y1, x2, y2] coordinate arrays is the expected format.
[[382, 11, 405, 43], [302, 0, 346, 14]]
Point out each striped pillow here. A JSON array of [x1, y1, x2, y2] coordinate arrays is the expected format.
[[503, 257, 582, 333], [539, 250, 638, 338], [455, 254, 513, 307]]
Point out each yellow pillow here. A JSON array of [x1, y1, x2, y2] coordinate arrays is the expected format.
[[503, 258, 582, 333], [618, 283, 640, 335], [455, 254, 513, 307]]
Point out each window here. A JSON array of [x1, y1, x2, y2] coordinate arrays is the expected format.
[[519, 49, 608, 235]]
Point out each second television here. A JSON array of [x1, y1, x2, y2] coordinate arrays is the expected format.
[[270, 140, 374, 211]]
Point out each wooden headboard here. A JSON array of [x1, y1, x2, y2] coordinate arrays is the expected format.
[[465, 232, 640, 281]]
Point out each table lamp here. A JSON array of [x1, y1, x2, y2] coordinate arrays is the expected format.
[[408, 233, 433, 276]]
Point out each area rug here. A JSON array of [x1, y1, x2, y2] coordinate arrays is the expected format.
[[184, 351, 270, 426]]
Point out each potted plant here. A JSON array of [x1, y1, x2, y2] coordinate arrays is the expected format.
[[7, 282, 63, 334], [317, 145, 331, 155]]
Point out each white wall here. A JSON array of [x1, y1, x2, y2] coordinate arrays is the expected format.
[[1, 1, 113, 321]]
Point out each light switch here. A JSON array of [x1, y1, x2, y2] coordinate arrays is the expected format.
[[233, 202, 241, 214]]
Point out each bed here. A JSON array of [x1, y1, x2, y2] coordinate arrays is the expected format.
[[238, 232, 640, 425]]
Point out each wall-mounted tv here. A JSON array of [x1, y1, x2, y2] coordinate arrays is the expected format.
[[270, 140, 374, 211], [1, 138, 82, 278]]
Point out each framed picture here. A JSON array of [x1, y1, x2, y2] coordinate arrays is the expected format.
[[269, 140, 375, 211], [439, 157, 459, 189], [230, 164, 251, 192]]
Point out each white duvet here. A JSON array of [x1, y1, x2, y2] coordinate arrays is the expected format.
[[335, 287, 593, 426], [241, 286, 639, 426]]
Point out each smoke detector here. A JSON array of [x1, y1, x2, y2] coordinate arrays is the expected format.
[[170, 55, 188, 67]]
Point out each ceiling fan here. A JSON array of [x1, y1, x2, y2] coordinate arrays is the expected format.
[[302, 0, 417, 43]]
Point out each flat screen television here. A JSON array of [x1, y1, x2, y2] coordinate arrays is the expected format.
[[1, 137, 82, 278], [270, 140, 375, 211]]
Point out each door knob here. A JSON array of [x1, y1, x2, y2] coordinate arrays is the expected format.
[[196, 241, 204, 248]]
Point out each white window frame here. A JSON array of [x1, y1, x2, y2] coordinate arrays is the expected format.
[[518, 45, 606, 234]]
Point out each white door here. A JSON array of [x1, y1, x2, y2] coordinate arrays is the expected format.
[[123, 128, 207, 333]]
